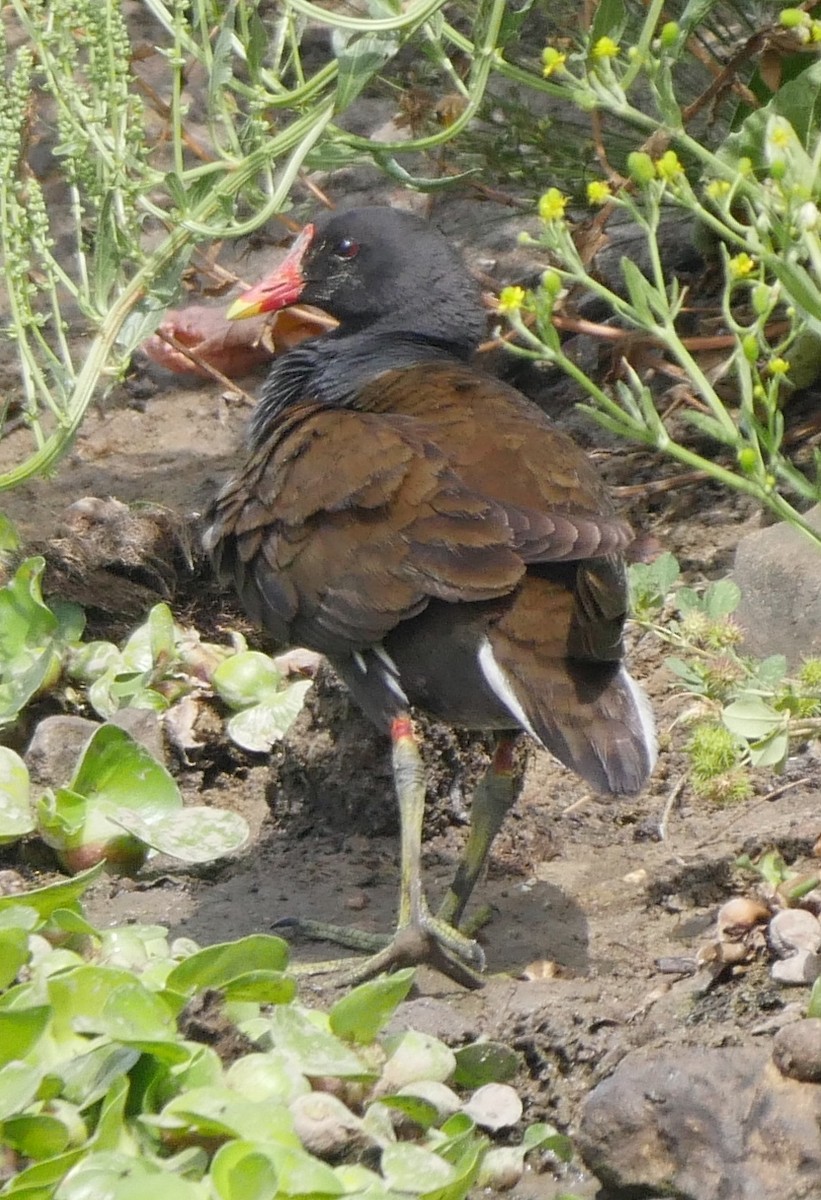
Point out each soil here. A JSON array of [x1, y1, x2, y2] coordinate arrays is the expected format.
[[2, 13, 821, 1196]]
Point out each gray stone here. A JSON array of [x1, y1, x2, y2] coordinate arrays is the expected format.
[[733, 506, 821, 664], [109, 707, 166, 764], [25, 715, 99, 787], [773, 1019, 821, 1083], [577, 1046, 821, 1199]]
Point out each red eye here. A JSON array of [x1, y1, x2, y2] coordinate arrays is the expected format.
[[334, 237, 360, 260]]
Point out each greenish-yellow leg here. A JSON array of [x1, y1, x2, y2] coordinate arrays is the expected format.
[[280, 725, 523, 988], [438, 733, 524, 930]]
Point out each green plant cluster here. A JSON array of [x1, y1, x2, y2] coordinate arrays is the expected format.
[[0, 0, 523, 492], [0, 870, 575, 1199], [629, 553, 821, 802], [0, 556, 312, 752], [0, 555, 320, 871], [500, 0, 821, 549], [0, 725, 249, 876]]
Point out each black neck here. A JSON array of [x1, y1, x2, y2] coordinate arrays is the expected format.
[[249, 328, 472, 447]]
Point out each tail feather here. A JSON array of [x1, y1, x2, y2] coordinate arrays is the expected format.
[[483, 639, 656, 795]]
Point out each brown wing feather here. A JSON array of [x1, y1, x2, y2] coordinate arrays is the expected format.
[[206, 402, 525, 654], [355, 364, 634, 562], [206, 366, 635, 662]]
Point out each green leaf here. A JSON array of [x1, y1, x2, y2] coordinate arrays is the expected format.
[[747, 728, 790, 770], [681, 409, 738, 446], [753, 655, 788, 688], [0, 864, 105, 918], [0, 512, 20, 553], [224, 1053, 311, 1104], [0, 558, 65, 724], [148, 602, 178, 665], [220, 970, 296, 1004], [225, 687, 312, 752], [112, 806, 249, 864], [664, 656, 705, 691], [522, 1121, 574, 1161], [0, 1061, 44, 1120], [0, 926, 31, 989], [723, 695, 786, 741], [329, 969, 415, 1044], [376, 1094, 440, 1129], [589, 0, 626, 43], [254, 1143, 343, 1197], [57, 1151, 207, 1200], [0, 1007, 50, 1066], [59, 1044, 141, 1108], [262, 1006, 372, 1078], [166, 935, 290, 995], [210, 1141, 279, 1200], [156, 1086, 299, 1144], [334, 32, 399, 112], [620, 259, 656, 324], [212, 651, 282, 709], [69, 724, 181, 820], [703, 579, 741, 619], [808, 975, 821, 1019], [0, 746, 35, 844], [381, 1144, 456, 1194], [2, 1114, 72, 1160], [452, 1042, 520, 1087], [722, 59, 821, 161]]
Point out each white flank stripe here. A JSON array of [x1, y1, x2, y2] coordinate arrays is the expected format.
[[477, 639, 540, 741], [373, 644, 409, 705], [618, 666, 658, 769]]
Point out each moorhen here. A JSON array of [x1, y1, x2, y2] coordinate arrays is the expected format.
[[204, 205, 656, 985]]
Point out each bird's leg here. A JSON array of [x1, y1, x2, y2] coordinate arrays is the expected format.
[[437, 733, 525, 932], [322, 715, 486, 986], [280, 714, 488, 988]]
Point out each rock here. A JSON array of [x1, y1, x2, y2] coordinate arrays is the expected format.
[[773, 1019, 821, 1082], [577, 1046, 821, 1199], [771, 950, 821, 985], [25, 715, 99, 787], [109, 707, 166, 764], [733, 506, 821, 664], [768, 909, 821, 957]]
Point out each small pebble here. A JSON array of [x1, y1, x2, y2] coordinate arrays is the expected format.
[[771, 950, 821, 985], [772, 1018, 821, 1082], [769, 909, 821, 958]]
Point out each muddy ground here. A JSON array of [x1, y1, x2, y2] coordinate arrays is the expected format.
[[2, 12, 821, 1192]]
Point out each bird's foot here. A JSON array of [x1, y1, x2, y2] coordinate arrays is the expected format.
[[273, 913, 486, 989]]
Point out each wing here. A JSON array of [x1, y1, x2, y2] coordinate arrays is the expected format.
[[355, 363, 634, 564], [205, 403, 525, 654]]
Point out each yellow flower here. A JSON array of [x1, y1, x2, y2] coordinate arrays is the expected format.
[[592, 36, 620, 59], [538, 187, 568, 222], [586, 180, 612, 204], [768, 123, 793, 149], [768, 357, 790, 375], [727, 252, 756, 279], [655, 150, 684, 181], [541, 47, 567, 77], [496, 286, 527, 314], [705, 179, 731, 200]]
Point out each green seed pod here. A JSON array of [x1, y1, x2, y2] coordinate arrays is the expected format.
[[541, 269, 563, 297], [737, 447, 757, 473], [741, 333, 759, 363], [780, 7, 807, 28], [751, 284, 773, 316], [660, 21, 680, 46], [627, 151, 655, 185]]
